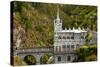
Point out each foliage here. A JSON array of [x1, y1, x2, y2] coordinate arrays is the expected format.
[[40, 54, 52, 64], [24, 55, 36, 65], [75, 44, 97, 62], [13, 55, 26, 65], [85, 32, 93, 43]]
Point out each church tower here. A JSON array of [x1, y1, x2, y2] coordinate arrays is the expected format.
[[54, 6, 62, 53], [54, 7, 62, 32]]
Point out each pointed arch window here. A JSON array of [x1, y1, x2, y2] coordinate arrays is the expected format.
[[58, 36, 61, 39], [63, 36, 66, 39]]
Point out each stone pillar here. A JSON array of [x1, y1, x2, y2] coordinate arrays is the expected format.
[[36, 53, 40, 64]]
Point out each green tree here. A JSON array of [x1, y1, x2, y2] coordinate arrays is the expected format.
[[85, 32, 93, 44], [75, 44, 97, 62], [14, 55, 26, 65], [40, 54, 50, 64], [24, 55, 36, 65]]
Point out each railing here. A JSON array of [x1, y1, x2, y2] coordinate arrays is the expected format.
[[15, 46, 77, 55], [16, 47, 54, 54]]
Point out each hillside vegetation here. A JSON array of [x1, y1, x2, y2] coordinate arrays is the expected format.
[[12, 1, 97, 48]]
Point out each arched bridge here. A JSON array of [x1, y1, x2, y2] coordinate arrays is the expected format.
[[15, 47, 54, 65]]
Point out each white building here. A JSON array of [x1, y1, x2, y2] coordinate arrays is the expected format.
[[54, 8, 87, 63], [54, 8, 87, 53]]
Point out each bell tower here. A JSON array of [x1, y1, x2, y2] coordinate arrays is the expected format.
[[54, 6, 62, 53]]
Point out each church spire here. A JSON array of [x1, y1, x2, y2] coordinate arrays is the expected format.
[[56, 5, 60, 20], [54, 5, 62, 32]]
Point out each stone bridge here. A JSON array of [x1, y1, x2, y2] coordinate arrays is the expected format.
[[15, 47, 54, 64], [15, 47, 77, 65]]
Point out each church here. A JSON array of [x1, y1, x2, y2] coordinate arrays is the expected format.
[[53, 8, 88, 63]]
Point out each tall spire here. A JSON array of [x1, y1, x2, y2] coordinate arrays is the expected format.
[[54, 5, 62, 32], [56, 5, 60, 20]]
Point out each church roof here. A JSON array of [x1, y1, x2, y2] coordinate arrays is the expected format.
[[57, 27, 87, 33]]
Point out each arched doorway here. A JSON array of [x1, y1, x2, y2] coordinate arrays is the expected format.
[[24, 55, 36, 65]]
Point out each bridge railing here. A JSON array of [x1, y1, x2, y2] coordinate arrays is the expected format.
[[15, 47, 54, 54]]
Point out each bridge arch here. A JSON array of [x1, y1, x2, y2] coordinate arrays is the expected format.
[[16, 47, 54, 64], [40, 54, 51, 64], [24, 55, 36, 65]]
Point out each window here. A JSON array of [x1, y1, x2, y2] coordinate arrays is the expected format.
[[63, 45, 66, 48], [58, 56, 61, 62], [67, 45, 70, 48], [59, 46, 61, 52], [67, 56, 71, 61], [71, 36, 74, 39], [63, 36, 66, 39], [58, 36, 61, 39], [63, 45, 66, 51], [67, 36, 70, 39], [71, 45, 74, 48], [76, 44, 79, 48]]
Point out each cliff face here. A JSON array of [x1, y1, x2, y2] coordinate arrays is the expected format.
[[12, 1, 97, 48]]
